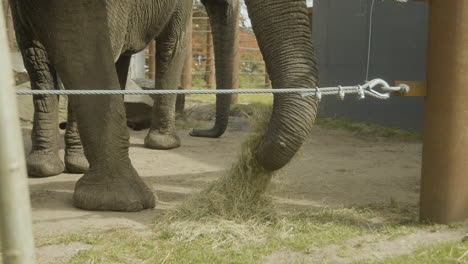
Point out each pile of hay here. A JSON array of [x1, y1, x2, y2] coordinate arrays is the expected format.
[[169, 105, 277, 221]]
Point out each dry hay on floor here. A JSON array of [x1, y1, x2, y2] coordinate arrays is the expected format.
[[168, 105, 278, 221]]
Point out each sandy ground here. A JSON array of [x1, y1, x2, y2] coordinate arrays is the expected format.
[[18, 117, 436, 263], [23, 118, 422, 238]]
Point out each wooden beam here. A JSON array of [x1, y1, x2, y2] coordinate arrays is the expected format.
[[394, 81, 426, 96], [420, 0, 468, 224]]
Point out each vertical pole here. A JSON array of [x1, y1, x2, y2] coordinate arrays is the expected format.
[[181, 12, 193, 91], [420, 0, 468, 224], [178, 12, 193, 115], [134, 51, 146, 79], [6, 4, 15, 51], [264, 64, 271, 88], [231, 7, 240, 104], [205, 28, 215, 88], [1, 0, 8, 49], [0, 3, 36, 264], [148, 40, 156, 80]]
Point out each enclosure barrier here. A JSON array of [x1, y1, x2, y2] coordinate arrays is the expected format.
[[420, 0, 468, 224], [0, 3, 36, 264], [15, 78, 409, 101]]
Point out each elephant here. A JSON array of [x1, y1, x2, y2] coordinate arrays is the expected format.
[[10, 0, 318, 212], [11, 0, 239, 178]]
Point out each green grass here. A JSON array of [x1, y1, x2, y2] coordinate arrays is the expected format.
[[175, 118, 201, 130], [36, 233, 101, 248], [186, 92, 421, 142], [315, 117, 423, 141], [186, 93, 273, 106], [354, 241, 468, 264], [38, 201, 442, 264]]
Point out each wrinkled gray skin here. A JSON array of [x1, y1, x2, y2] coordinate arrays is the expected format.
[[246, 0, 318, 170], [11, 0, 239, 178], [11, 0, 318, 212]]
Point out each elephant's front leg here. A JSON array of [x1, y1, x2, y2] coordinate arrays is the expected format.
[[47, 4, 155, 212], [144, 7, 190, 150], [64, 102, 89, 173], [66, 92, 155, 211], [63, 55, 130, 173]]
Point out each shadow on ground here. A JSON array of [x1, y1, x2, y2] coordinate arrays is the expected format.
[[22, 119, 423, 238]]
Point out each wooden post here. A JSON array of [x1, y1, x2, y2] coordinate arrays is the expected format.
[[264, 64, 271, 88], [230, 7, 241, 104], [0, 3, 36, 263], [178, 12, 193, 115], [133, 51, 146, 79], [148, 40, 156, 80], [420, 0, 468, 224], [181, 14, 193, 91], [205, 28, 215, 88]]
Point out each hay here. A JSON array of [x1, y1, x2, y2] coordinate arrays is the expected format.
[[169, 105, 277, 221]]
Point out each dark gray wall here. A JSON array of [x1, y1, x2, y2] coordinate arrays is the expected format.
[[312, 0, 429, 132]]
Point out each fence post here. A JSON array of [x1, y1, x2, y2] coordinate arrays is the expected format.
[[230, 7, 241, 104], [205, 28, 215, 87], [148, 40, 156, 80], [420, 0, 468, 224], [133, 51, 146, 79], [178, 12, 193, 114], [0, 3, 36, 263], [264, 64, 271, 88]]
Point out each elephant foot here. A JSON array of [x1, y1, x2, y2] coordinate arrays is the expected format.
[[26, 150, 64, 177], [144, 130, 181, 150], [73, 166, 156, 212], [189, 127, 224, 138], [65, 149, 89, 174]]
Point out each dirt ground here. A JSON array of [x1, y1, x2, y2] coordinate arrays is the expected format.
[[19, 113, 468, 263], [22, 117, 422, 231], [8, 62, 465, 264]]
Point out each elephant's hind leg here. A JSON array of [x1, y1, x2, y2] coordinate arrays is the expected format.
[[20, 41, 64, 177], [144, 5, 191, 150], [64, 104, 89, 173]]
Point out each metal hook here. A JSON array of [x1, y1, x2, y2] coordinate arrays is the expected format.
[[365, 79, 392, 99]]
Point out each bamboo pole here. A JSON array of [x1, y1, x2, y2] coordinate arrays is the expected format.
[[0, 3, 36, 264], [420, 0, 468, 224], [5, 3, 15, 52]]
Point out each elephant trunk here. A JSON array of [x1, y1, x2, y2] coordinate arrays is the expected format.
[[246, 0, 319, 171], [190, 0, 239, 138]]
